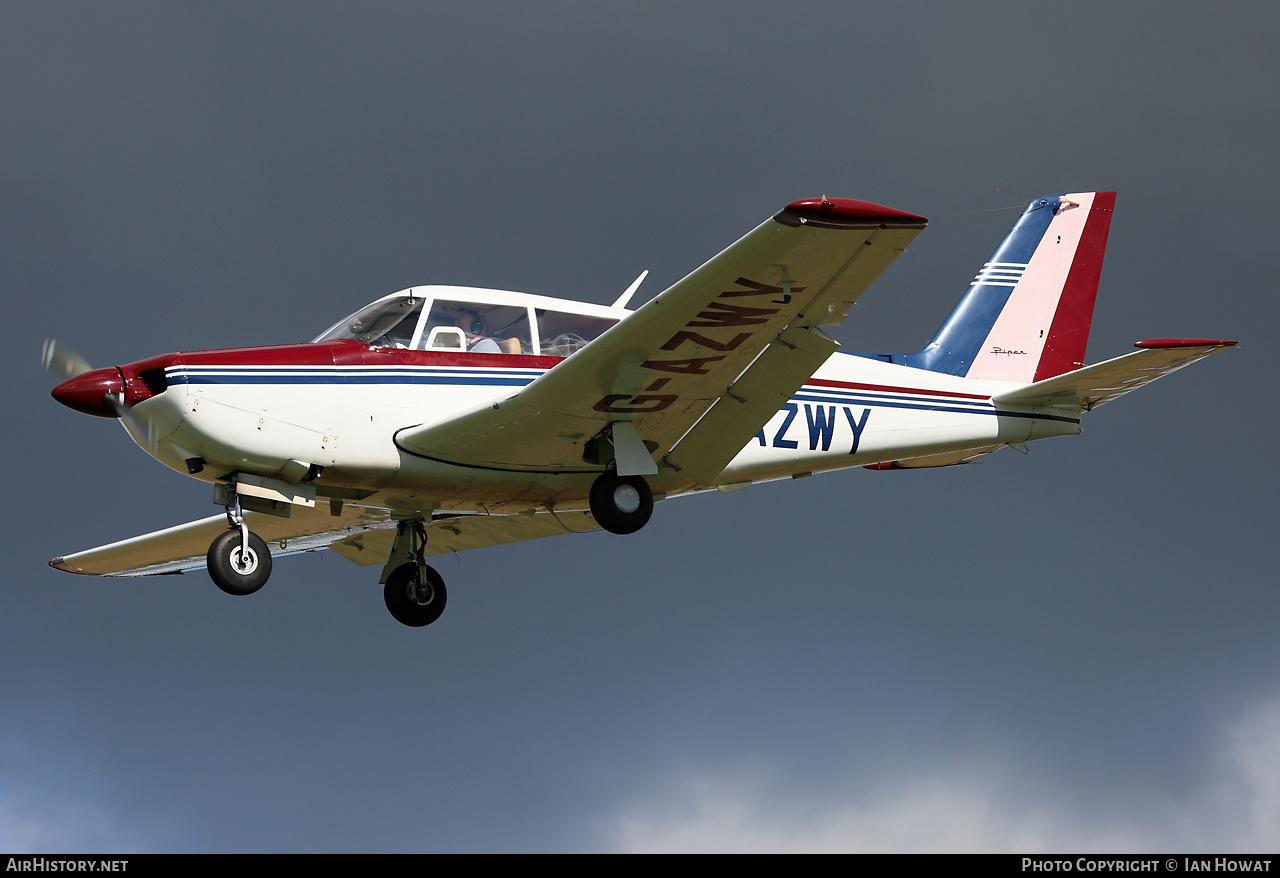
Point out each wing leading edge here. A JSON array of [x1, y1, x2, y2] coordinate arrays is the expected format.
[[395, 198, 927, 480], [51, 503, 603, 577], [50, 503, 400, 577]]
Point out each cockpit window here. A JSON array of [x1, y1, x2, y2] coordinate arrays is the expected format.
[[313, 297, 425, 347], [313, 292, 621, 356]]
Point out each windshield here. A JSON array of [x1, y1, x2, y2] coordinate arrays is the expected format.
[[313, 296, 424, 347]]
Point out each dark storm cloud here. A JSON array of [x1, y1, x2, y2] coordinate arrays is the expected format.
[[3, 1, 1278, 851]]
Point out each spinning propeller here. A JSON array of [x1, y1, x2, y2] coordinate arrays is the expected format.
[[41, 339, 93, 381]]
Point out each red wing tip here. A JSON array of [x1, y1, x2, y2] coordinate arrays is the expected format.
[[1134, 338, 1239, 349], [863, 461, 903, 470], [778, 197, 927, 228]]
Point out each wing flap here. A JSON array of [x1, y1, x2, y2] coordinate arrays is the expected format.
[[330, 510, 600, 564], [418, 510, 600, 556], [664, 323, 840, 484], [992, 340, 1237, 411]]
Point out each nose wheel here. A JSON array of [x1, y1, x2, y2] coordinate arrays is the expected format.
[[207, 491, 272, 595], [589, 470, 653, 535], [207, 528, 272, 595]]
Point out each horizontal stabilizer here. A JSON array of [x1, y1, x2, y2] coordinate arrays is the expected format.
[[991, 339, 1237, 411]]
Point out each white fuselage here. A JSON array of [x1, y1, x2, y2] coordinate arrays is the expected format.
[[122, 286, 1080, 515]]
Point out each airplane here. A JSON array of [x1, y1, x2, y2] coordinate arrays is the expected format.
[[45, 191, 1236, 627]]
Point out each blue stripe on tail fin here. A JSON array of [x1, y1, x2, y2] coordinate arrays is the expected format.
[[854, 192, 1115, 382], [898, 195, 1061, 376]]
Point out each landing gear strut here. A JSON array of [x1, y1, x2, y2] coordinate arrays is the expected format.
[[383, 519, 448, 627], [589, 469, 654, 535], [207, 495, 272, 595]]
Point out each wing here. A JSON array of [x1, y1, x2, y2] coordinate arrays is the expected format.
[[51, 503, 602, 577], [395, 198, 927, 481], [50, 502, 400, 576], [992, 339, 1237, 411]]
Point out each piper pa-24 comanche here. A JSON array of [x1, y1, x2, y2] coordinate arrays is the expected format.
[[46, 192, 1235, 627]]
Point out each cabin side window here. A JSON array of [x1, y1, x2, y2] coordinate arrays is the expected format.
[[536, 311, 618, 356], [420, 300, 534, 354]]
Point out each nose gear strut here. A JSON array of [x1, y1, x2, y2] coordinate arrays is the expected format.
[[207, 490, 273, 596]]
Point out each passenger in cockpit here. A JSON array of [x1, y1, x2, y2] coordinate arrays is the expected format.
[[455, 310, 501, 353]]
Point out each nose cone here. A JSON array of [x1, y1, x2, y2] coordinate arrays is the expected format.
[[52, 367, 125, 418]]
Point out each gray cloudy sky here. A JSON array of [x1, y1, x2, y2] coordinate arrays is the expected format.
[[3, 1, 1278, 852]]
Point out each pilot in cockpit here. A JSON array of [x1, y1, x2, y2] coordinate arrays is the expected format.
[[454, 310, 501, 353]]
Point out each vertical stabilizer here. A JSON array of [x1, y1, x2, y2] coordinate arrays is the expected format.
[[893, 192, 1115, 381]]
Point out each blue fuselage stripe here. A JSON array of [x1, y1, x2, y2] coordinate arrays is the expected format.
[[792, 393, 1078, 423], [165, 369, 1079, 424]]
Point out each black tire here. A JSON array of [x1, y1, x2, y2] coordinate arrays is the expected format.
[[207, 529, 272, 596], [384, 562, 448, 627], [589, 471, 654, 535]]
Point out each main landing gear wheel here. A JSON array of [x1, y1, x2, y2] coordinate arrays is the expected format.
[[589, 471, 654, 535], [384, 562, 448, 628], [207, 529, 273, 596]]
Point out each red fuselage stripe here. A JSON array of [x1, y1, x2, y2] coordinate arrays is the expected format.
[[806, 377, 990, 400]]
